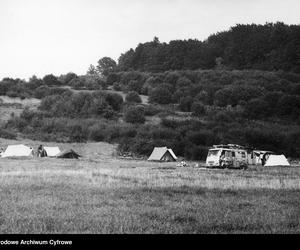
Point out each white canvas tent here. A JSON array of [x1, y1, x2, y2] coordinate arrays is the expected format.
[[148, 147, 177, 162], [44, 147, 61, 157], [264, 154, 290, 166], [252, 150, 273, 165], [1, 144, 34, 158]]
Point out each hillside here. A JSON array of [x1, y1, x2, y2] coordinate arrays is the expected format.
[[0, 22, 300, 161], [1, 68, 300, 161]]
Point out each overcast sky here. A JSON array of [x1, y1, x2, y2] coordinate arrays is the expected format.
[[0, 0, 299, 80]]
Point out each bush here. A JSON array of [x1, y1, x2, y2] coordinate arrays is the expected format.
[[113, 82, 122, 91], [43, 74, 61, 86], [124, 105, 146, 124], [105, 92, 124, 111], [191, 102, 206, 117], [0, 129, 17, 140], [128, 80, 144, 93], [106, 73, 120, 85], [195, 91, 209, 105], [144, 104, 161, 116], [184, 144, 208, 160], [149, 85, 173, 104], [34, 85, 51, 99], [277, 95, 300, 118], [178, 97, 193, 112], [245, 98, 270, 119], [125, 91, 142, 103], [186, 130, 215, 146], [88, 125, 106, 141], [69, 124, 87, 142]]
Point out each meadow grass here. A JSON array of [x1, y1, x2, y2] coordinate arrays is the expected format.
[[0, 139, 299, 233]]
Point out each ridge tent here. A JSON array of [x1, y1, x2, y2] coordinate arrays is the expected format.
[[44, 147, 61, 157], [1, 144, 34, 158], [56, 149, 81, 159], [148, 147, 177, 162], [264, 154, 290, 167]]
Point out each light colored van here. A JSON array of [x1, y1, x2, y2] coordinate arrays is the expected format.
[[206, 144, 248, 169]]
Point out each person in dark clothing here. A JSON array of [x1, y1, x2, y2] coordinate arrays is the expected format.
[[261, 153, 268, 166], [37, 145, 47, 157]]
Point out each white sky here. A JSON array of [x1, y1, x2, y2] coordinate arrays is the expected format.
[[0, 0, 299, 80]]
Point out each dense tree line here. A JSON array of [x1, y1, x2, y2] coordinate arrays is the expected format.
[[0, 73, 106, 99], [117, 23, 300, 73]]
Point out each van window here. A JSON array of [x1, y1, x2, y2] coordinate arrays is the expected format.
[[242, 152, 246, 158], [208, 150, 219, 157], [232, 152, 235, 157]]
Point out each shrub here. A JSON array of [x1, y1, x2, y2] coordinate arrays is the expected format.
[[186, 130, 215, 146], [144, 104, 161, 116], [178, 97, 193, 112], [184, 144, 208, 160], [124, 105, 146, 124], [0, 129, 17, 140], [125, 91, 142, 103], [105, 92, 124, 111], [113, 82, 122, 91], [191, 102, 206, 117], [245, 98, 270, 119], [34, 85, 51, 99], [43, 74, 61, 86], [128, 80, 143, 93], [69, 124, 87, 142], [106, 73, 120, 85], [88, 125, 106, 141], [61, 72, 78, 85], [213, 111, 233, 123], [149, 85, 173, 104], [277, 95, 300, 118]]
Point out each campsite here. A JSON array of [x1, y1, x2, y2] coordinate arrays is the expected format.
[[1, 1, 300, 234], [0, 137, 300, 233]]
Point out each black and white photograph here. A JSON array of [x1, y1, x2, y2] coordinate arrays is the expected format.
[[0, 0, 300, 238]]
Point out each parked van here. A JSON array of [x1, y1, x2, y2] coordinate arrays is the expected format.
[[206, 144, 248, 169]]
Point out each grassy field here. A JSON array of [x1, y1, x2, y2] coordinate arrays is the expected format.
[[0, 138, 300, 233]]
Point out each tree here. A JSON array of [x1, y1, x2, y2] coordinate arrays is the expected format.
[[124, 105, 145, 124], [149, 85, 173, 104], [191, 102, 206, 117], [96, 57, 117, 76], [125, 91, 142, 103], [62, 72, 78, 85], [105, 92, 124, 111], [87, 64, 97, 75], [43, 74, 61, 86], [178, 97, 193, 112]]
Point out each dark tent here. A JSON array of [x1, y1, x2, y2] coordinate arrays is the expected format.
[[56, 149, 81, 159]]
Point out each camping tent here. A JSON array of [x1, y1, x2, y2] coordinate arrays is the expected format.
[[252, 150, 273, 165], [264, 154, 290, 166], [44, 147, 61, 157], [1, 144, 34, 158], [56, 149, 81, 159], [148, 147, 177, 162]]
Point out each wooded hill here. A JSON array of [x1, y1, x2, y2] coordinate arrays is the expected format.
[[1, 22, 300, 160], [117, 23, 300, 73]]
